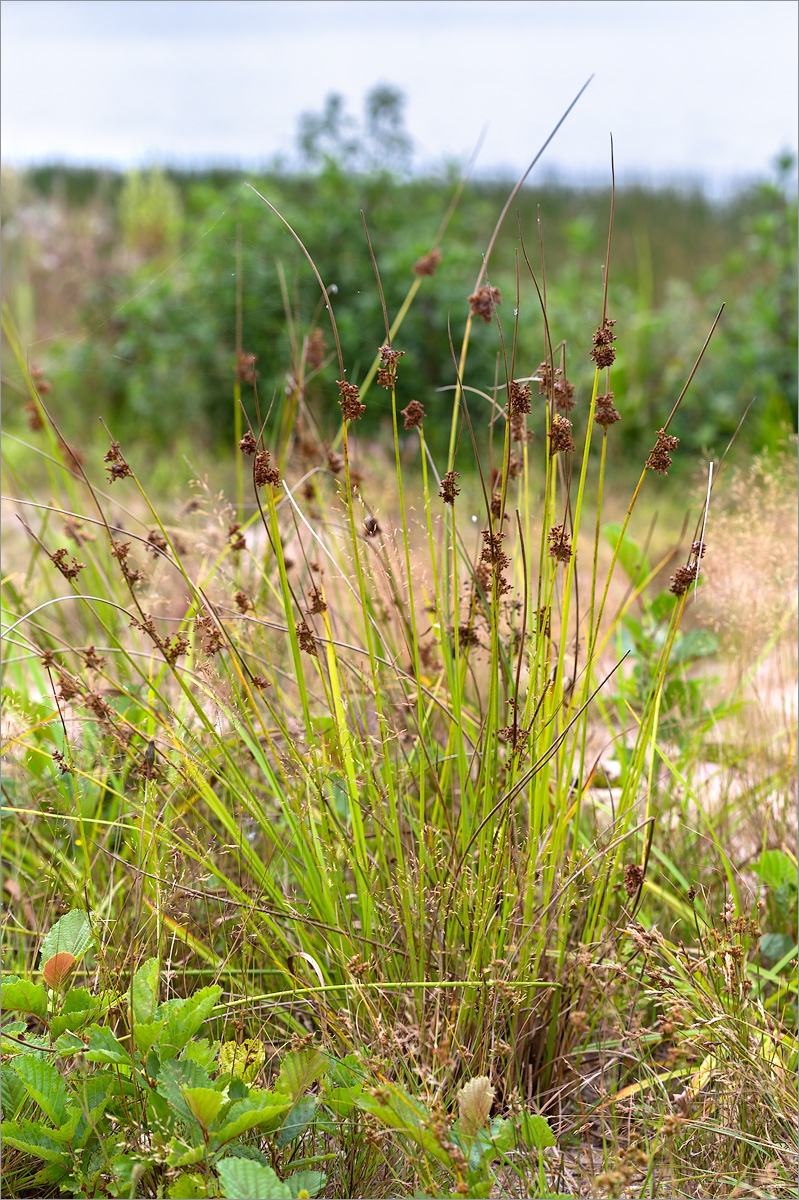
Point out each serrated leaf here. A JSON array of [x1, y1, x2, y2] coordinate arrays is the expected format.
[[1, 1118, 68, 1164], [518, 1111, 556, 1149], [159, 986, 222, 1061], [211, 1092, 292, 1146], [182, 1036, 219, 1073], [218, 1037, 265, 1083], [217, 1157, 291, 1200], [53, 1030, 88, 1055], [275, 1047, 328, 1102], [1, 1068, 26, 1118], [167, 1172, 215, 1199], [182, 1086, 225, 1129], [49, 1005, 97, 1039], [134, 1017, 167, 1055], [167, 1138, 206, 1168], [285, 1169, 326, 1198], [39, 910, 93, 968], [12, 1054, 68, 1125], [1, 976, 48, 1018], [276, 1096, 317, 1147], [131, 957, 160, 1025], [85, 1024, 131, 1065], [157, 1057, 213, 1124]]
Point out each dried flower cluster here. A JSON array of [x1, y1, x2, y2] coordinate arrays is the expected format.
[[337, 379, 365, 422], [253, 450, 280, 489], [111, 540, 143, 588], [480, 529, 511, 596], [49, 547, 85, 580], [194, 613, 224, 657], [131, 613, 189, 665], [235, 349, 258, 385], [413, 247, 441, 276], [468, 285, 501, 324], [539, 361, 575, 411], [548, 413, 575, 456], [296, 620, 318, 656], [306, 587, 327, 615], [507, 379, 532, 442], [590, 318, 617, 368], [233, 589, 251, 613], [228, 523, 247, 552], [547, 524, 573, 564], [646, 428, 680, 474], [401, 399, 425, 430], [377, 345, 405, 390], [82, 646, 105, 671], [670, 540, 708, 596], [239, 431, 258, 455], [305, 328, 328, 371], [439, 470, 460, 504], [104, 439, 133, 482], [145, 529, 168, 557], [624, 863, 645, 897], [594, 391, 621, 428]]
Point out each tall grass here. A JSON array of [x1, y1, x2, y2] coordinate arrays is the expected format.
[[2, 149, 796, 1199]]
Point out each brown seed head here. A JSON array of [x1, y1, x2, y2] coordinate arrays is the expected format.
[[234, 589, 251, 613], [296, 620, 318, 656], [253, 451, 280, 488], [468, 285, 501, 324], [145, 529, 168, 556], [548, 413, 575, 456], [306, 587, 327, 615], [547, 524, 573, 564], [50, 547, 85, 580], [337, 379, 365, 421], [377, 345, 405, 390], [590, 318, 617, 368], [646, 428, 680, 474], [235, 349, 258, 384], [401, 399, 425, 430], [239, 431, 258, 455], [413, 247, 442, 276], [439, 470, 461, 504], [228, 523, 247, 551], [624, 863, 645, 897], [305, 327, 328, 371], [508, 380, 532, 417], [594, 391, 621, 428], [669, 563, 699, 597]]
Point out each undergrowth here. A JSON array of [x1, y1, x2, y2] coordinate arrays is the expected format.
[[2, 129, 796, 1199]]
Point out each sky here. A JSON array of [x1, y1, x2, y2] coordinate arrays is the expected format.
[[2, 0, 797, 190]]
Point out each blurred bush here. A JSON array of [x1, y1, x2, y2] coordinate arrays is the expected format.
[[2, 143, 795, 469]]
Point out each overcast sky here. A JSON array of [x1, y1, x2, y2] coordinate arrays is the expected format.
[[2, 0, 797, 189]]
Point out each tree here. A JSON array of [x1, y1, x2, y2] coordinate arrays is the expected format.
[[296, 85, 412, 175]]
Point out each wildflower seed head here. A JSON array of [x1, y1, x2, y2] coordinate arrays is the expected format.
[[624, 863, 645, 897], [296, 620, 318, 656], [468, 285, 501, 324], [547, 524, 573, 564], [594, 391, 621, 428], [253, 450, 280, 489], [337, 379, 366, 422], [548, 413, 575, 456], [235, 349, 258, 385], [439, 470, 460, 504], [50, 547, 85, 580], [401, 399, 425, 430], [234, 589, 251, 613], [590, 318, 617, 368], [239, 431, 258, 455], [145, 529, 168, 556], [306, 587, 327, 615], [508, 380, 532, 417], [305, 327, 328, 371], [646, 428, 680, 474], [228, 523, 247, 551], [377, 345, 405, 390], [103, 439, 133, 481], [413, 247, 442, 276]]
